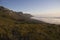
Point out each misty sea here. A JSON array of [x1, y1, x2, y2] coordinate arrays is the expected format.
[[31, 17, 60, 24]]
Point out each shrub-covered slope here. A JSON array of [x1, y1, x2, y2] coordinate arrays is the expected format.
[[0, 6, 60, 40]]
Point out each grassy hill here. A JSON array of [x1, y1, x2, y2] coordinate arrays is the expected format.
[[0, 6, 60, 40]]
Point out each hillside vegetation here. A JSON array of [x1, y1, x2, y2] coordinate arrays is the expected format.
[[0, 6, 60, 40]]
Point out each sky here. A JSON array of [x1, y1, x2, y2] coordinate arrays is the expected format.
[[0, 0, 60, 17]]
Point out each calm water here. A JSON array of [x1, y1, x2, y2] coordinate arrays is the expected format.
[[31, 17, 60, 24]]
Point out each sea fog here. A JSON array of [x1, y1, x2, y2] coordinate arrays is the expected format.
[[31, 17, 60, 24]]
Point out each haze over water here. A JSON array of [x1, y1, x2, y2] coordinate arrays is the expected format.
[[31, 17, 60, 24]]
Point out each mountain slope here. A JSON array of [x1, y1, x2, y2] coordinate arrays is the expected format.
[[0, 6, 42, 23], [0, 6, 60, 40]]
